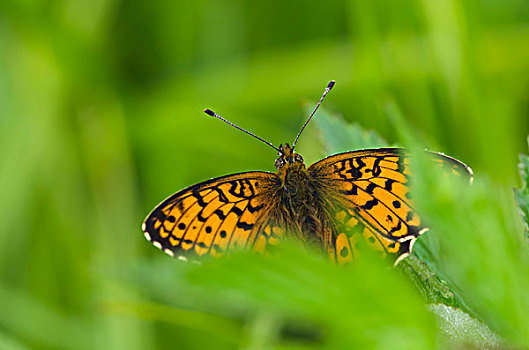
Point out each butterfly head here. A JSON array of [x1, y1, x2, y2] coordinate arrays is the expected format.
[[275, 143, 304, 170]]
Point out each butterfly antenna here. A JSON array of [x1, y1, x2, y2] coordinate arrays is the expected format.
[[203, 109, 281, 153], [292, 80, 335, 149]]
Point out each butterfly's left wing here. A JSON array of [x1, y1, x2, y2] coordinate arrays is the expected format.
[[142, 171, 282, 260], [308, 148, 472, 264]]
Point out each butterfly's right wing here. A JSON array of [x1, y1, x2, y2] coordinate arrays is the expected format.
[[309, 148, 472, 265], [142, 171, 282, 260]]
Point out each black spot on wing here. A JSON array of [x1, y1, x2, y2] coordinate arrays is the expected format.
[[247, 202, 264, 213], [231, 207, 243, 216], [347, 158, 365, 179], [371, 157, 383, 176], [192, 188, 206, 207], [384, 179, 395, 191], [236, 221, 254, 231], [361, 199, 379, 210], [389, 220, 402, 234], [365, 183, 377, 194], [197, 212, 207, 222], [213, 209, 227, 220]]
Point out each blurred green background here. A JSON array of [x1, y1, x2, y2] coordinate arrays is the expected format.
[[1, 0, 529, 349]]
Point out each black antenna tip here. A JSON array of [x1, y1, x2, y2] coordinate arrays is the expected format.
[[204, 108, 215, 116], [327, 80, 335, 90]]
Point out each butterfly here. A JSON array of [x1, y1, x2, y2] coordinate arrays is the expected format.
[[142, 81, 472, 265]]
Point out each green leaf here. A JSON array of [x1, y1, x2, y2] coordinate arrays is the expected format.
[[429, 304, 502, 348], [302, 103, 466, 307], [410, 147, 529, 345], [397, 255, 460, 307], [184, 245, 438, 349]]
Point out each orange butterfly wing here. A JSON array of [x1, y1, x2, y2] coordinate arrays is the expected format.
[[142, 171, 281, 260], [309, 148, 472, 264], [143, 148, 471, 264]]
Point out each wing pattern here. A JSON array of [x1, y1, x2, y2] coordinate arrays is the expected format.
[[310, 148, 471, 263], [142, 172, 280, 260]]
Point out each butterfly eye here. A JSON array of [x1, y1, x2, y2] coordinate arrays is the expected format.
[[275, 157, 285, 170], [294, 154, 304, 163]]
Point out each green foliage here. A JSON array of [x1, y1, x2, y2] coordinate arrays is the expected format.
[[1, 0, 529, 349], [185, 245, 437, 349], [300, 102, 390, 159], [305, 106, 502, 347], [113, 243, 439, 348], [429, 304, 500, 348], [412, 157, 529, 345], [514, 138, 529, 237]]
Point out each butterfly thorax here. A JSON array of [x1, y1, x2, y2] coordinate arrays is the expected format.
[[274, 143, 308, 202], [270, 143, 334, 250]]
